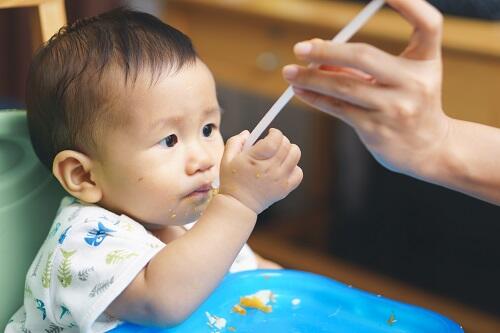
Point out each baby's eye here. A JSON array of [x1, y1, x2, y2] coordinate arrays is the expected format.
[[159, 134, 178, 148], [202, 124, 215, 137]]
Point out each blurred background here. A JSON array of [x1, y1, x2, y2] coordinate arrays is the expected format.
[[1, 1, 499, 332]]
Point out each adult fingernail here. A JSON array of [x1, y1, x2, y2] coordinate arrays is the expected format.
[[283, 65, 298, 80], [294, 42, 312, 56], [293, 87, 306, 95]]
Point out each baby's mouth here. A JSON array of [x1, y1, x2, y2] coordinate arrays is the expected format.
[[186, 184, 213, 197]]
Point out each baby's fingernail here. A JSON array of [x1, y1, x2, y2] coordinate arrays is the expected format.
[[283, 65, 298, 80], [294, 42, 312, 55]]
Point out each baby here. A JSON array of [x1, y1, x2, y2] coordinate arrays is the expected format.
[[5, 8, 302, 333]]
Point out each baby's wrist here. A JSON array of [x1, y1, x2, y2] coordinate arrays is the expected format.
[[213, 193, 258, 219]]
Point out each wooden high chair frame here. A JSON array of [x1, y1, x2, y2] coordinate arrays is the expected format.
[[0, 0, 67, 42]]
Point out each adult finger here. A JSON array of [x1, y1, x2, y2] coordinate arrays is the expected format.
[[386, 0, 443, 60], [283, 64, 389, 109], [292, 87, 370, 127], [292, 39, 403, 85]]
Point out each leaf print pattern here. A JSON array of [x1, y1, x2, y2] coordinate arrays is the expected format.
[[57, 249, 76, 287], [42, 251, 54, 288], [77, 266, 95, 281], [106, 250, 138, 265], [89, 276, 114, 297], [31, 252, 43, 277], [119, 221, 133, 232], [45, 323, 64, 333], [24, 282, 33, 297]]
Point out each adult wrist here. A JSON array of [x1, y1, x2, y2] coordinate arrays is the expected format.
[[416, 116, 463, 186]]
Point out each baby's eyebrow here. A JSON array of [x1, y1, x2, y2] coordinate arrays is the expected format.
[[148, 116, 177, 132], [203, 106, 222, 116], [149, 106, 222, 132]]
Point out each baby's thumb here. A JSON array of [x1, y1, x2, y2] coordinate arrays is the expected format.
[[223, 130, 249, 163]]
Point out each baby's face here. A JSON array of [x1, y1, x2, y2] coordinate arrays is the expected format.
[[93, 59, 224, 228]]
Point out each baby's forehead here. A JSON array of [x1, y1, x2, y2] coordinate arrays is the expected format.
[[102, 62, 218, 130]]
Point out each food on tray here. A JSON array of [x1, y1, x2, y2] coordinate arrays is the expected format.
[[231, 304, 247, 315], [236, 290, 275, 313]]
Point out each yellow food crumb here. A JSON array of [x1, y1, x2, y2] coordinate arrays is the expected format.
[[255, 173, 261, 178], [387, 313, 397, 326], [239, 296, 272, 313], [232, 304, 247, 315], [228, 326, 237, 332], [171, 214, 176, 219]]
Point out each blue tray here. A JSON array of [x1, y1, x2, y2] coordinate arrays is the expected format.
[[111, 269, 464, 333]]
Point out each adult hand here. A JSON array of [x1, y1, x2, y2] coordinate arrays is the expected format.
[[282, 0, 448, 179]]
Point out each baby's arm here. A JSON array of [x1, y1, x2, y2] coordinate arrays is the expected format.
[[106, 129, 302, 327]]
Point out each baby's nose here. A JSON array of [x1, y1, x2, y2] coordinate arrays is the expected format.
[[186, 145, 213, 175]]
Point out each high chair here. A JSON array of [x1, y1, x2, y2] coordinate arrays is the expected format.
[[0, 0, 66, 328]]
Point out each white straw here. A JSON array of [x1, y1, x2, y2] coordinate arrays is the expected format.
[[243, 0, 386, 150]]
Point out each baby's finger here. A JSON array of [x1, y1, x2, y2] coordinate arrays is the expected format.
[[222, 130, 249, 163], [274, 136, 291, 165], [251, 128, 284, 160], [281, 144, 301, 174], [287, 166, 304, 192]]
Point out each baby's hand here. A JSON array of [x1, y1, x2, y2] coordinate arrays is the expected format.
[[219, 129, 303, 214]]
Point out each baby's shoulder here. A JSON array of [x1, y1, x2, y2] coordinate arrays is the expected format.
[[45, 197, 153, 249], [55, 197, 119, 226]]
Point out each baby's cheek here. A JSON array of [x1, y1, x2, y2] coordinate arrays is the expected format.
[[215, 142, 224, 165]]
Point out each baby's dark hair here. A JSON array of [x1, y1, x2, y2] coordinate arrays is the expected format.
[[26, 7, 197, 170]]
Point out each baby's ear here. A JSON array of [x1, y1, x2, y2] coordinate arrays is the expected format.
[[52, 150, 102, 203]]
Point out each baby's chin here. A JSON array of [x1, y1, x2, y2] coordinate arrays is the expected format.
[[143, 192, 216, 228]]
